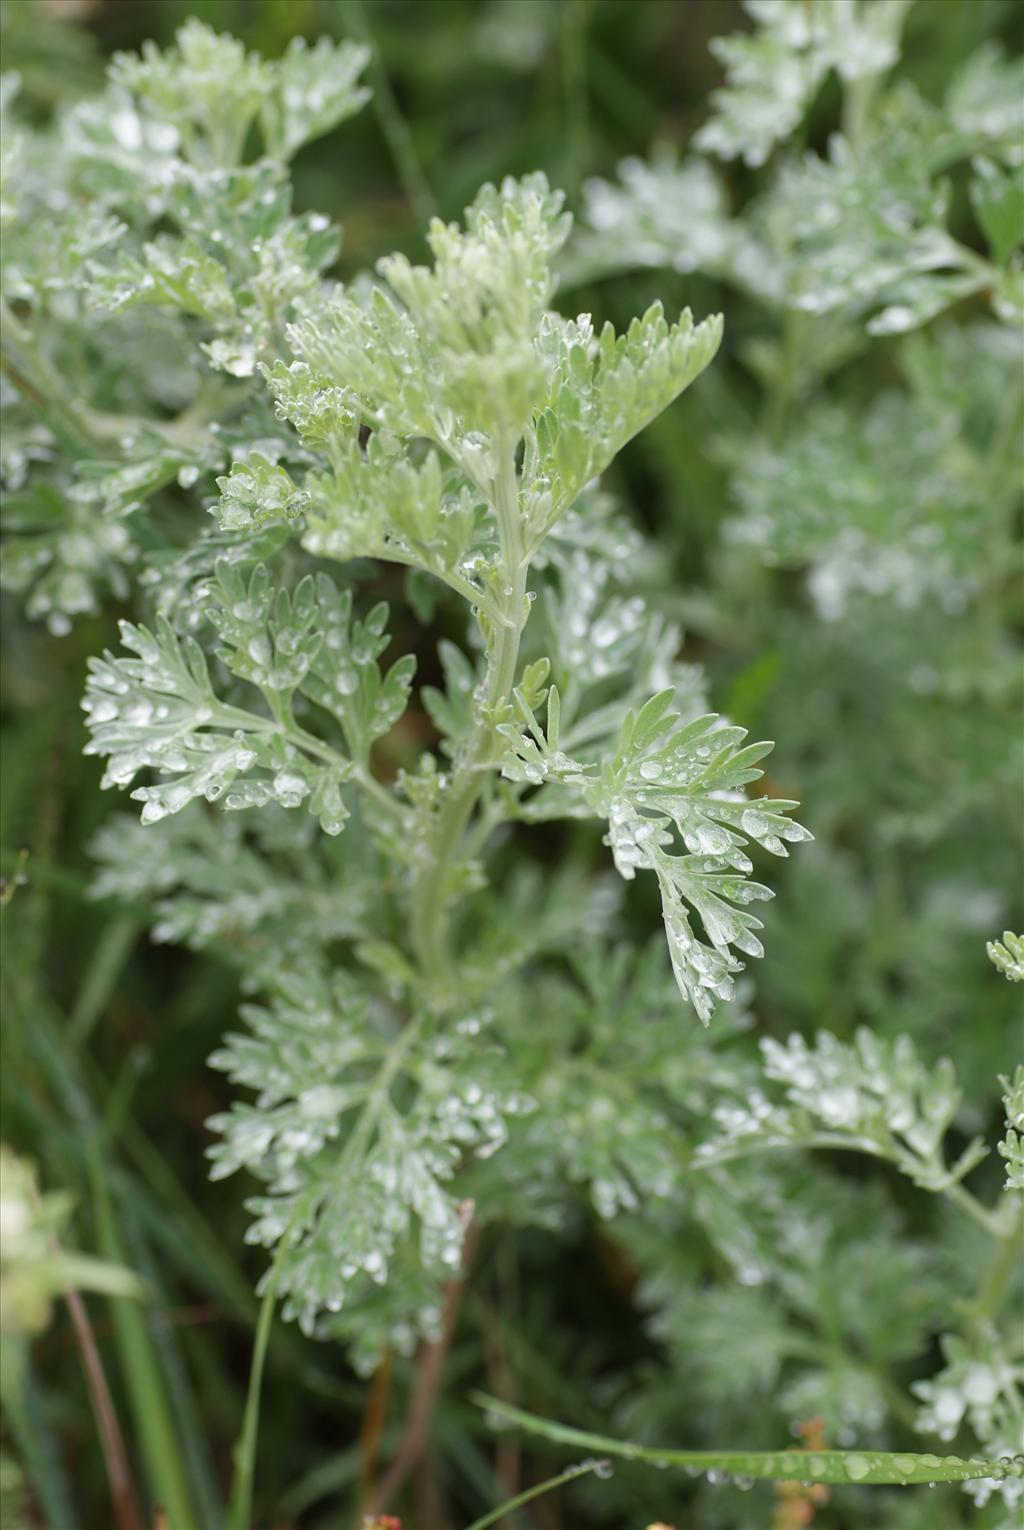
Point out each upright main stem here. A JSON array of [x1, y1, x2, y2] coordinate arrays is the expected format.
[[973, 1196, 1024, 1327], [412, 448, 528, 998], [1, 299, 98, 454]]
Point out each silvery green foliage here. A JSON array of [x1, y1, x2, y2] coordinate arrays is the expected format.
[[988, 940, 1024, 1194], [11, 17, 1015, 1495], [988, 931, 1024, 984], [753, 95, 1013, 334], [88, 804, 373, 976], [692, 1014, 1023, 1516], [913, 1328, 1022, 1444], [637, 1170, 946, 1440], [83, 562, 414, 835], [695, 0, 913, 168], [56, 21, 801, 1348], [565, 3, 1023, 1142], [0, 21, 369, 628], [532, 523, 712, 764], [913, 1329, 1024, 1527], [946, 42, 1024, 165], [574, 36, 1022, 335], [108, 21, 369, 169], [1, 475, 137, 632], [278, 183, 722, 573], [698, 1029, 987, 1192], [471, 944, 754, 1223], [721, 328, 1020, 619], [500, 687, 809, 1020], [283, 174, 574, 462], [206, 968, 529, 1341], [3, 16, 1022, 1529], [564, 153, 736, 286], [998, 1067, 1024, 1193]]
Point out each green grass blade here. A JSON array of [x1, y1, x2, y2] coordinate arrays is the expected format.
[[275, 1444, 362, 1520], [1, 1342, 79, 1530], [88, 1148, 199, 1530], [473, 1394, 1022, 1488], [340, 0, 435, 224], [560, 0, 590, 202], [464, 1458, 611, 1530], [116, 1196, 223, 1528], [226, 1232, 290, 1530], [67, 911, 141, 1047]]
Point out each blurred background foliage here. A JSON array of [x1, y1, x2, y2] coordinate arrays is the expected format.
[[0, 1, 1021, 1528]]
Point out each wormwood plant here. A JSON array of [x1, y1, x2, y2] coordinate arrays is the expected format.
[[1, 8, 1022, 1528], [73, 68, 803, 1322], [6, 0, 803, 1415]]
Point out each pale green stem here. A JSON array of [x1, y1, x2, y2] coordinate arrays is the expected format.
[[226, 1221, 293, 1530], [946, 1181, 1005, 1240], [215, 699, 406, 825], [697, 1134, 1006, 1235], [412, 449, 529, 997], [367, 541, 499, 618], [353, 763, 408, 821], [459, 791, 513, 867], [285, 716, 403, 820], [1, 299, 99, 453], [341, 1017, 424, 1167], [973, 1196, 1024, 1326], [841, 71, 877, 145]]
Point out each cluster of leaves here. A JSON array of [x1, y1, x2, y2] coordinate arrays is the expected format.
[[83, 562, 414, 834], [501, 687, 810, 1018], [694, 0, 915, 169], [698, 1027, 988, 1191], [0, 19, 369, 628], [206, 965, 531, 1364]]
